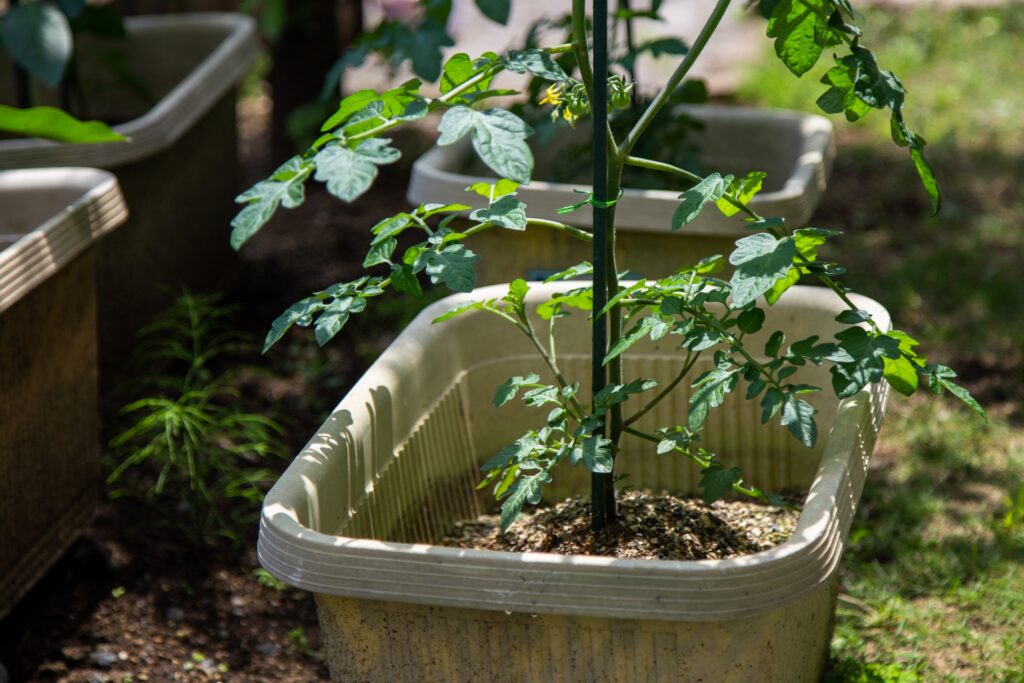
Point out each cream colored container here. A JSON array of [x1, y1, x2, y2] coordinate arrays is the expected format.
[[0, 14, 261, 381], [408, 107, 835, 282], [259, 282, 889, 682], [0, 168, 128, 618]]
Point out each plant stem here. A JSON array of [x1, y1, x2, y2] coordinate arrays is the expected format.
[[619, 0, 732, 156], [462, 217, 594, 242], [623, 351, 699, 427]]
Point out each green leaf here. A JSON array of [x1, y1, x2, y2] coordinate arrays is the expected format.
[[0, 104, 124, 143], [764, 267, 800, 305], [699, 464, 741, 504], [761, 386, 784, 423], [827, 327, 900, 398], [407, 19, 455, 82], [493, 373, 541, 407], [594, 379, 658, 412], [390, 263, 422, 297], [672, 173, 728, 229], [717, 172, 767, 217], [432, 300, 486, 324], [537, 288, 592, 320], [320, 90, 379, 131], [370, 213, 413, 245], [437, 107, 534, 184], [544, 261, 593, 282], [232, 157, 313, 250], [363, 238, 397, 268], [736, 308, 766, 334], [314, 138, 400, 202], [415, 244, 480, 292], [836, 309, 871, 324], [470, 194, 527, 230], [882, 355, 918, 396], [475, 0, 511, 24], [440, 53, 494, 98], [909, 138, 941, 215], [780, 395, 817, 447], [503, 49, 569, 82], [765, 331, 786, 357], [689, 367, 738, 431], [466, 179, 520, 199], [729, 234, 798, 308], [1, 3, 72, 87], [263, 297, 324, 353], [604, 317, 666, 364], [927, 365, 985, 420], [579, 435, 613, 473], [499, 472, 550, 532], [766, 0, 837, 77]]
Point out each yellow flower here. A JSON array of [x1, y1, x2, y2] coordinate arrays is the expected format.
[[562, 107, 578, 128], [539, 84, 563, 106]]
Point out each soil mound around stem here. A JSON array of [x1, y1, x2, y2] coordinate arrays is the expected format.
[[443, 490, 801, 561]]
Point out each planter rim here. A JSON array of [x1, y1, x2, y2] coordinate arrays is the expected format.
[[0, 13, 260, 170], [259, 283, 889, 621], [0, 167, 127, 314], [407, 105, 835, 236]]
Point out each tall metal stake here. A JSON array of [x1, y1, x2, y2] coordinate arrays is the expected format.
[[591, 0, 614, 531]]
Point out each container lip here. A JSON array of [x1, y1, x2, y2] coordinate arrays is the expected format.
[[259, 283, 889, 620], [0, 168, 128, 313], [407, 105, 835, 235], [0, 13, 261, 170]]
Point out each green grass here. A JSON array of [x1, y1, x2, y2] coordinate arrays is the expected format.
[[737, 5, 1024, 681]]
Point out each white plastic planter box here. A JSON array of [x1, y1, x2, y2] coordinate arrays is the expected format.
[[0, 14, 261, 378], [259, 282, 889, 682], [409, 106, 834, 282], [0, 168, 128, 619]]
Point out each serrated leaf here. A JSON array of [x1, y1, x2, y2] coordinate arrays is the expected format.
[[729, 234, 798, 307], [699, 465, 741, 504], [314, 138, 400, 202], [263, 297, 324, 353], [766, 0, 836, 77], [672, 173, 728, 229], [499, 472, 550, 531], [935, 375, 986, 421], [363, 238, 396, 268], [537, 288, 592, 320], [503, 49, 568, 82], [438, 106, 534, 183], [432, 300, 485, 324], [579, 435, 614, 473], [544, 261, 593, 282], [466, 178, 520, 199], [493, 373, 541, 407], [470, 194, 527, 230], [391, 263, 422, 297], [0, 104, 124, 143], [415, 244, 480, 292], [1, 3, 72, 87], [689, 368, 737, 431], [761, 386, 784, 423], [780, 395, 817, 447], [717, 172, 766, 217], [232, 157, 313, 250]]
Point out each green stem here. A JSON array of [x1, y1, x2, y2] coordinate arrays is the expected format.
[[619, 0, 733, 156], [623, 351, 699, 427], [462, 217, 594, 242]]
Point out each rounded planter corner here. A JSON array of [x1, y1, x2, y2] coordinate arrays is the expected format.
[[259, 283, 890, 682], [408, 106, 835, 284], [0, 168, 128, 619], [0, 14, 263, 382]]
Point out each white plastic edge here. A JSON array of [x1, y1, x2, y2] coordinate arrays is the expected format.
[[0, 14, 261, 170], [0, 168, 128, 314], [258, 284, 890, 622], [407, 106, 836, 235]]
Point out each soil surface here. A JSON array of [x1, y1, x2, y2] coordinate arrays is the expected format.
[[443, 491, 801, 561]]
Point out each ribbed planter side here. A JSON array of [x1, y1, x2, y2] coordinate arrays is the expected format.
[[0, 169, 128, 619], [0, 14, 260, 384], [407, 107, 835, 283], [259, 283, 889, 682]]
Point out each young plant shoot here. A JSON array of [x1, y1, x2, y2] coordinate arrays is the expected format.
[[232, 0, 983, 533]]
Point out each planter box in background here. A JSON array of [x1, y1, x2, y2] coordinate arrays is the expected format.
[[258, 282, 889, 682], [0, 14, 261, 383], [0, 168, 128, 619], [408, 107, 835, 282]]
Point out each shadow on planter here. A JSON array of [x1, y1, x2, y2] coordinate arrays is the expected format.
[[0, 168, 128, 619], [0, 14, 261, 389]]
